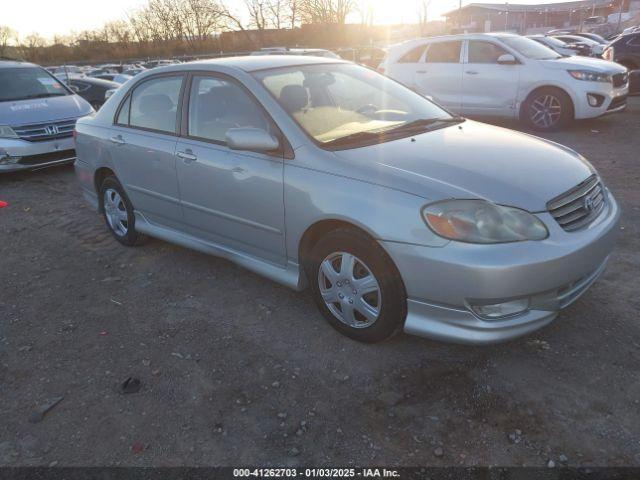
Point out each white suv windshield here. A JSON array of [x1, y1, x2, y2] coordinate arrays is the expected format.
[[254, 63, 454, 146], [501, 36, 561, 60], [0, 67, 69, 102]]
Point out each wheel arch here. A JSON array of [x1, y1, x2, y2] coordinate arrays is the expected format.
[[94, 167, 116, 210], [519, 84, 576, 122], [297, 218, 407, 296], [298, 219, 378, 269]]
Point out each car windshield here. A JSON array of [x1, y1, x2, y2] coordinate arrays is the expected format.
[[254, 63, 456, 147], [501, 36, 561, 60], [0, 67, 69, 102]]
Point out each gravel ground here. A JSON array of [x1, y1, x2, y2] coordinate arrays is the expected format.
[[1, 98, 639, 467]]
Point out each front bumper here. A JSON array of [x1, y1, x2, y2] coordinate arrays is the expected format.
[[0, 136, 75, 173], [382, 189, 620, 344], [572, 80, 629, 119]]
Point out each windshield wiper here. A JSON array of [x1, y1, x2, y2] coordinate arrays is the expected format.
[[323, 130, 383, 147], [323, 117, 465, 148], [386, 117, 465, 134]]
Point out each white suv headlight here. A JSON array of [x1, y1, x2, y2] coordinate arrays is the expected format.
[[568, 70, 612, 83], [422, 200, 548, 244], [0, 125, 18, 139]]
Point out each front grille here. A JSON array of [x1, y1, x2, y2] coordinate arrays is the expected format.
[[12, 118, 77, 142], [547, 175, 605, 232], [612, 72, 628, 88], [17, 149, 75, 166], [608, 95, 627, 111]]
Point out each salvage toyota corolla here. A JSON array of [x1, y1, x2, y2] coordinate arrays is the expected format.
[[74, 56, 620, 344]]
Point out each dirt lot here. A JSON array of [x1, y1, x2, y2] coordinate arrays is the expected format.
[[1, 98, 639, 468]]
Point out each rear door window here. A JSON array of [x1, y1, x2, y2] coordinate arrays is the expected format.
[[424, 41, 462, 63], [398, 45, 428, 63]]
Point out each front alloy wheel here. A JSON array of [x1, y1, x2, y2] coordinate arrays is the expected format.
[[523, 87, 573, 132], [528, 94, 562, 130], [308, 228, 406, 343], [318, 252, 381, 329]]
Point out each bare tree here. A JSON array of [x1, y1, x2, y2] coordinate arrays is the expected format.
[[418, 0, 431, 36], [287, 0, 300, 28], [300, 0, 354, 24], [245, 0, 269, 30], [0, 25, 16, 57]]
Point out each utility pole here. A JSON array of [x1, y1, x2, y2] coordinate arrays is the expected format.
[[505, 2, 509, 30], [616, 0, 625, 33]]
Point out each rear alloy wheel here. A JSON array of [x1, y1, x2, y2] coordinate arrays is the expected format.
[[308, 228, 406, 343], [523, 88, 573, 132], [99, 176, 145, 246]]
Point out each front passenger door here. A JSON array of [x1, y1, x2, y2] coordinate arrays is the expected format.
[[175, 75, 286, 265], [414, 40, 463, 112], [461, 40, 520, 117]]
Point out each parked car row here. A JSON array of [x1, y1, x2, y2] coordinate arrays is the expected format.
[[379, 32, 629, 131]]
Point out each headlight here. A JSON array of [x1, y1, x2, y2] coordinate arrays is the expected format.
[[0, 125, 18, 139], [422, 200, 548, 244], [568, 70, 612, 83]]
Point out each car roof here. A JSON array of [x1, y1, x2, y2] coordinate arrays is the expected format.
[[0, 60, 39, 69], [153, 55, 349, 73], [391, 32, 521, 49]]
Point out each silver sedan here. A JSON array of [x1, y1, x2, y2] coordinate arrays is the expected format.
[[74, 56, 619, 344]]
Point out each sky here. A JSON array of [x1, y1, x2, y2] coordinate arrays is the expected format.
[[3, 0, 577, 39]]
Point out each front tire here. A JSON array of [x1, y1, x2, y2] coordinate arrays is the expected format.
[[99, 176, 145, 246], [306, 228, 406, 343], [522, 87, 573, 132]]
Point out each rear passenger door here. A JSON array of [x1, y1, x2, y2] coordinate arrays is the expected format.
[[413, 40, 463, 112], [174, 74, 286, 265], [109, 74, 185, 229], [388, 43, 429, 88]]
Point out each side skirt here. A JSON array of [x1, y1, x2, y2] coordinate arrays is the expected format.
[[133, 211, 306, 291]]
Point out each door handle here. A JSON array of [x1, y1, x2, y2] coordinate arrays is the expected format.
[[416, 70, 428, 74], [177, 150, 197, 163], [465, 70, 479, 75], [231, 167, 246, 174], [110, 135, 125, 145]]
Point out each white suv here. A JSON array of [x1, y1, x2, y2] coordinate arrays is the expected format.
[[379, 33, 628, 131]]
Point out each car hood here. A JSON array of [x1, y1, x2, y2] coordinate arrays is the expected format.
[[540, 55, 627, 73], [331, 120, 594, 212], [0, 94, 93, 127]]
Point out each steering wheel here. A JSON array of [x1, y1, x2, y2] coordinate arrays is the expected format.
[[356, 104, 379, 116]]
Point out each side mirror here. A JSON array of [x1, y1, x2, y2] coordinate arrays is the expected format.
[[497, 53, 517, 65], [226, 127, 279, 152]]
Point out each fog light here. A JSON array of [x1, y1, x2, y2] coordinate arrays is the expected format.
[[0, 154, 20, 165], [470, 298, 530, 319], [587, 94, 604, 107]]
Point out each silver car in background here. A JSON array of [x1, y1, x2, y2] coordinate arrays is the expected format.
[[74, 56, 619, 344], [1, 60, 93, 172]]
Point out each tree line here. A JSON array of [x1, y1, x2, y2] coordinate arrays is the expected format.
[[0, 0, 386, 64]]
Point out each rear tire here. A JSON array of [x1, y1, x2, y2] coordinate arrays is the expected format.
[[99, 176, 146, 247], [306, 228, 406, 343], [522, 87, 573, 132]]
